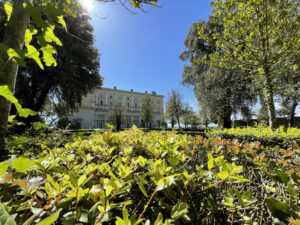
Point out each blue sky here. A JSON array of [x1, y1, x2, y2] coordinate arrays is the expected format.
[[86, 0, 212, 110]]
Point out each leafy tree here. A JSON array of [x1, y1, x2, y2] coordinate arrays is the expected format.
[[165, 90, 184, 130], [109, 102, 125, 131], [195, 0, 300, 130], [141, 94, 153, 128], [199, 105, 211, 128], [8, 6, 101, 131], [180, 19, 257, 128], [0, 0, 159, 141], [181, 104, 199, 128]]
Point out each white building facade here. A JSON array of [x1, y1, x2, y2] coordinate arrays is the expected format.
[[69, 87, 164, 129]]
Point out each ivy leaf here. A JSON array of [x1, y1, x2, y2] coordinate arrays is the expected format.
[[0, 203, 16, 225], [36, 208, 62, 225], [4, 2, 13, 22], [13, 157, 35, 173]]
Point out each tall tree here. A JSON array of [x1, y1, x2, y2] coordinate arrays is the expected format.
[[195, 0, 300, 130], [13, 6, 102, 128], [0, 0, 159, 141], [180, 19, 257, 128], [109, 102, 125, 131], [165, 90, 184, 130], [141, 94, 153, 128]]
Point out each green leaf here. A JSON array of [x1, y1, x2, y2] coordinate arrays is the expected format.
[[43, 24, 62, 46], [36, 208, 62, 225], [0, 161, 10, 177], [26, 45, 44, 70], [154, 212, 163, 225], [265, 198, 293, 221], [0, 203, 16, 225], [57, 15, 67, 30], [224, 189, 234, 207], [12, 157, 34, 173], [171, 201, 189, 220], [137, 156, 146, 167], [207, 152, 214, 169], [33, 122, 50, 130], [240, 191, 256, 207], [23, 215, 36, 225], [4, 2, 13, 22], [0, 85, 36, 118], [138, 181, 148, 197], [78, 174, 86, 187], [217, 171, 229, 180], [41, 44, 57, 66]]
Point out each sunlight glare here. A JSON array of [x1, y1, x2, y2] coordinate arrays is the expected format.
[[81, 0, 94, 11]]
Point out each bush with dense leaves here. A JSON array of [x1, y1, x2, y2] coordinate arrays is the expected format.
[[0, 126, 299, 224], [207, 125, 300, 148]]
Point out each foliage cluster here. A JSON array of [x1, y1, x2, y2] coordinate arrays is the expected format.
[[0, 128, 299, 224], [208, 125, 300, 148]]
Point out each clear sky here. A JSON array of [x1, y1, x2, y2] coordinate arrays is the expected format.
[[85, 0, 212, 110]]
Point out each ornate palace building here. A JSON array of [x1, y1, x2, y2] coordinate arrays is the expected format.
[[69, 86, 164, 129]]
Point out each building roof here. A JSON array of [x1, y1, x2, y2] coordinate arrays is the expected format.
[[96, 86, 164, 98]]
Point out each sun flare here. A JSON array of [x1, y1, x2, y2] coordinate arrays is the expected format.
[[81, 0, 94, 11]]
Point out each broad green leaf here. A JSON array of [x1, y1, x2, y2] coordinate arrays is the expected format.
[[0, 85, 36, 117], [156, 176, 175, 191], [13, 157, 34, 173], [0, 203, 16, 225], [0, 161, 10, 177], [41, 44, 57, 66], [217, 171, 229, 180], [265, 198, 293, 221], [207, 153, 214, 169], [4, 2, 13, 22], [33, 122, 50, 130], [26, 45, 44, 70], [36, 208, 62, 225], [43, 24, 62, 46]]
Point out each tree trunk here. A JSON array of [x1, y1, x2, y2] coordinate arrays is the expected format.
[[264, 74, 277, 131], [289, 96, 298, 127], [176, 116, 181, 130], [0, 0, 30, 141]]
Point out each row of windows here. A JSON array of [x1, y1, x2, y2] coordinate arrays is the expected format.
[[95, 95, 160, 106]]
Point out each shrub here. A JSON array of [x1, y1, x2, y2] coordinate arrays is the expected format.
[[0, 127, 299, 224]]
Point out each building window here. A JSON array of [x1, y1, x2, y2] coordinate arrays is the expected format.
[[100, 100, 103, 105], [110, 96, 112, 99], [127, 97, 130, 101], [135, 103, 137, 108], [127, 103, 130, 107]]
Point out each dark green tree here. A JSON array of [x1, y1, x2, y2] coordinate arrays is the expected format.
[[180, 19, 257, 128], [195, 0, 300, 130], [109, 102, 125, 131], [13, 6, 102, 129]]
